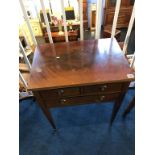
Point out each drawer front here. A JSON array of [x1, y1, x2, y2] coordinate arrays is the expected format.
[[82, 83, 122, 94], [40, 89, 59, 104], [59, 93, 119, 106], [40, 87, 80, 99], [57, 87, 80, 96], [38, 83, 123, 108]]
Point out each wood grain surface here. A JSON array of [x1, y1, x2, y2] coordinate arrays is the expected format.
[[28, 38, 134, 91]]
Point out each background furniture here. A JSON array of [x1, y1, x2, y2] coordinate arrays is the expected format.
[[19, 19, 43, 47], [27, 38, 134, 129], [40, 0, 88, 34], [40, 9, 51, 25], [90, 3, 96, 31], [41, 19, 81, 40], [103, 0, 134, 29], [41, 21, 80, 32], [103, 26, 121, 41], [44, 30, 78, 43], [82, 0, 88, 30]]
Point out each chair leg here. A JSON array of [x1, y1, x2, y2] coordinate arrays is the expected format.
[[123, 96, 135, 117]]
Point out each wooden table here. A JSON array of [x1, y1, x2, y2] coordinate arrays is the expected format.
[[28, 38, 134, 129]]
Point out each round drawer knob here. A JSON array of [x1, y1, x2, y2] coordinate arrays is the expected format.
[[101, 85, 107, 91], [61, 99, 66, 104], [60, 89, 64, 93], [58, 89, 64, 95], [100, 96, 105, 101]]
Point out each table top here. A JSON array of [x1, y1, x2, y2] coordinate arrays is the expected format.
[[28, 38, 134, 91]]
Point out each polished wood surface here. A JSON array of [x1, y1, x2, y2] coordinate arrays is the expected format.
[[28, 38, 134, 91]]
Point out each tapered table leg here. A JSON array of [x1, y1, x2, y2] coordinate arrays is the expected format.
[[39, 104, 57, 129], [110, 83, 130, 124], [110, 93, 126, 124], [33, 92, 57, 130], [123, 96, 135, 117]]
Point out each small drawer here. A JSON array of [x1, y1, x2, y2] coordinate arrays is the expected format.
[[82, 83, 122, 94], [40, 89, 59, 101], [57, 87, 80, 97], [59, 93, 120, 106]]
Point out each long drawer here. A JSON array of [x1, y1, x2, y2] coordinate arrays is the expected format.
[[40, 87, 80, 99], [45, 93, 120, 108]]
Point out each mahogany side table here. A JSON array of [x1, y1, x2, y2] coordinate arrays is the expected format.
[[28, 38, 134, 129]]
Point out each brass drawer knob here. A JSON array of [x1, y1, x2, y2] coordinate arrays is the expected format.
[[60, 89, 64, 93], [101, 85, 107, 91], [58, 89, 64, 95], [61, 99, 66, 104], [100, 96, 105, 101]]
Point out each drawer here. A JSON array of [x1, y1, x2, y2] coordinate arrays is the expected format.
[[59, 93, 120, 106], [40, 89, 59, 103], [82, 83, 122, 94], [40, 87, 80, 99], [57, 87, 80, 96]]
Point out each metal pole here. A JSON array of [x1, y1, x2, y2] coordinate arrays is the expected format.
[[40, 0, 53, 43], [123, 4, 135, 55], [130, 53, 135, 68], [95, 0, 102, 39], [111, 0, 121, 38], [19, 39, 31, 71], [79, 0, 84, 40], [60, 0, 68, 42], [19, 71, 28, 88], [19, 0, 38, 46]]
